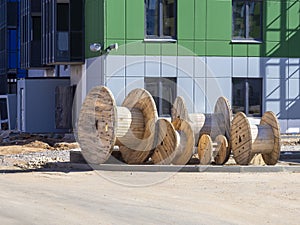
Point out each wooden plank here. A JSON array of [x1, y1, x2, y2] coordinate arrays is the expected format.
[[55, 85, 75, 129]]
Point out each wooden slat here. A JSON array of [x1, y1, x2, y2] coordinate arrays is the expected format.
[[77, 86, 116, 164], [197, 134, 212, 165], [119, 88, 158, 164], [171, 118, 195, 165], [151, 119, 178, 165]]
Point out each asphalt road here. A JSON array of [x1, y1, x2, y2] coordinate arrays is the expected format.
[[0, 170, 299, 225]]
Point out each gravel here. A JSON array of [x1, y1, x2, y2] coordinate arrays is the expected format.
[[0, 130, 299, 170], [0, 149, 72, 169]]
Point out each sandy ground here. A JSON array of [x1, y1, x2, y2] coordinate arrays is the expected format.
[[0, 170, 299, 225]]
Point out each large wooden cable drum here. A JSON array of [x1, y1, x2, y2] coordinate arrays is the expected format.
[[172, 96, 232, 142], [77, 86, 117, 164], [119, 88, 158, 164], [77, 86, 157, 164], [151, 118, 195, 165], [151, 118, 179, 165], [231, 111, 281, 165], [197, 134, 230, 165]]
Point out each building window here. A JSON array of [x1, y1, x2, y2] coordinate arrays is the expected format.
[[232, 0, 262, 41], [42, 0, 84, 65], [145, 0, 176, 39], [232, 78, 262, 117], [145, 77, 177, 116]]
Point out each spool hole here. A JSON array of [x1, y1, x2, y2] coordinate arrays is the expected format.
[[105, 123, 108, 132], [95, 120, 98, 130], [238, 135, 242, 143]]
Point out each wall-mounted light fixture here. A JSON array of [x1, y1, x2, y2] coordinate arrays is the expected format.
[[89, 43, 118, 54], [105, 43, 118, 53], [89, 43, 102, 52]]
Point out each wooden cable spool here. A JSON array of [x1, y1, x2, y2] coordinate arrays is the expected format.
[[119, 88, 158, 164], [197, 134, 230, 165], [77, 86, 157, 164], [172, 96, 232, 143], [231, 111, 281, 165], [151, 118, 195, 165]]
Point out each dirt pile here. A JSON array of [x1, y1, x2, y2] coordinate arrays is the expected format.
[[0, 131, 79, 156]]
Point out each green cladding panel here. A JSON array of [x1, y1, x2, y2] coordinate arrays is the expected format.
[[84, 0, 300, 58], [126, 0, 144, 40], [85, 0, 105, 58], [288, 0, 300, 58], [106, 0, 125, 39], [177, 0, 195, 40], [265, 1, 281, 42], [194, 0, 207, 40], [206, 0, 231, 40]]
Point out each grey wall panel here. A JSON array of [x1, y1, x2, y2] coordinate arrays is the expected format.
[[177, 77, 194, 113], [161, 56, 177, 77], [232, 57, 247, 77], [105, 55, 125, 77], [206, 57, 231, 78], [106, 77, 125, 105], [18, 78, 70, 133], [126, 77, 144, 96], [145, 56, 160, 77], [194, 78, 206, 113], [126, 56, 145, 77], [178, 56, 194, 78], [194, 57, 206, 78]]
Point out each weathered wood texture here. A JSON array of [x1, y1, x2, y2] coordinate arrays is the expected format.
[[78, 87, 158, 165], [213, 135, 230, 165], [77, 86, 117, 164], [172, 96, 232, 144], [197, 134, 230, 165], [119, 88, 158, 164], [231, 111, 281, 165], [151, 119, 179, 165], [171, 118, 195, 165], [55, 85, 75, 129], [197, 134, 212, 165]]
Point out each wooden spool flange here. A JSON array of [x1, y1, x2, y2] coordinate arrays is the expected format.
[[119, 88, 158, 164], [231, 111, 281, 165], [171, 96, 232, 142], [197, 134, 230, 165], [170, 118, 195, 165], [151, 118, 195, 165], [151, 118, 179, 165], [77, 86, 157, 164]]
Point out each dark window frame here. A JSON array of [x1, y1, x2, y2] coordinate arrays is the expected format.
[[232, 78, 263, 117], [232, 0, 263, 42], [145, 77, 177, 116], [144, 0, 177, 41]]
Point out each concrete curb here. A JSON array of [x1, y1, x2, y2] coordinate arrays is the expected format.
[[69, 163, 300, 173]]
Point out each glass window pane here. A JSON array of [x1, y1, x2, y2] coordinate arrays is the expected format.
[[248, 79, 262, 116], [0, 98, 8, 120], [249, 1, 262, 40], [57, 3, 69, 31], [57, 31, 69, 51], [232, 78, 245, 114], [145, 0, 159, 36], [232, 1, 246, 39], [7, 2, 18, 27], [8, 52, 17, 68], [163, 0, 175, 37], [32, 17, 41, 41], [145, 77, 176, 116], [8, 29, 17, 51]]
